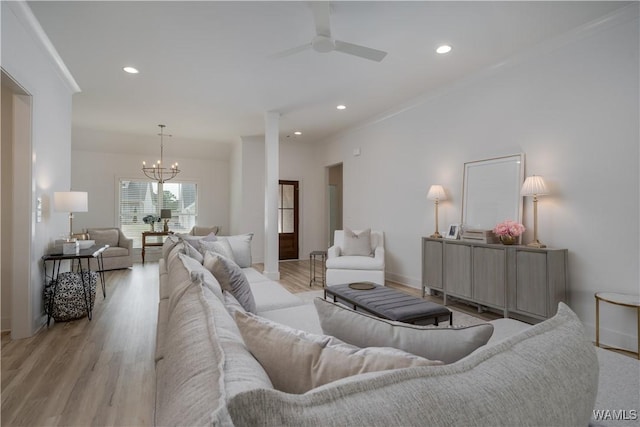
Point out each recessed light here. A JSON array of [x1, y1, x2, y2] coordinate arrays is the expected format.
[[123, 66, 139, 74], [436, 45, 452, 54], [336, 105, 346, 110], [294, 131, 302, 136]]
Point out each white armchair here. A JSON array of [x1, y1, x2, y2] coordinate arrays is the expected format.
[[326, 229, 385, 286]]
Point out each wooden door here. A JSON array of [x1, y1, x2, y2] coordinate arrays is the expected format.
[[278, 180, 299, 260]]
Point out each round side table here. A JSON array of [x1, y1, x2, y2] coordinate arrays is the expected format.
[[595, 292, 640, 359]]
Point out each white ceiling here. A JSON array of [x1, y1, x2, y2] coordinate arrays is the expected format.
[[28, 1, 627, 154]]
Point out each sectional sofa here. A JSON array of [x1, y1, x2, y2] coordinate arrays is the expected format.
[[155, 235, 599, 426]]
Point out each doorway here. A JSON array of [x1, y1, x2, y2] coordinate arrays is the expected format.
[[278, 180, 299, 260], [327, 163, 343, 246]]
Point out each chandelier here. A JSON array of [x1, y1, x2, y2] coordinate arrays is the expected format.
[[142, 124, 180, 183]]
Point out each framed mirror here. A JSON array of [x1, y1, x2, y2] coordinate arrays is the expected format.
[[461, 154, 525, 230]]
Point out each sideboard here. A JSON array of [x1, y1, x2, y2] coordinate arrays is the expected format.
[[421, 237, 568, 322]]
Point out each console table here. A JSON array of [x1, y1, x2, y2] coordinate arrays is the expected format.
[[421, 237, 568, 322], [142, 231, 173, 264]]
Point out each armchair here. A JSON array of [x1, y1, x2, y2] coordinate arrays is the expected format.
[[85, 227, 133, 270], [326, 229, 385, 286]]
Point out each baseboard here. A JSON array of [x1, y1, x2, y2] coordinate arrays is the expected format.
[[1, 316, 11, 333], [585, 323, 638, 354], [385, 272, 420, 289]]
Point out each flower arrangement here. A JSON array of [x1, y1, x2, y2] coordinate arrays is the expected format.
[[142, 214, 160, 225], [493, 220, 525, 237]]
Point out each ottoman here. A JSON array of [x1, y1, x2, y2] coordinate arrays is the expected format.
[[325, 283, 452, 326]]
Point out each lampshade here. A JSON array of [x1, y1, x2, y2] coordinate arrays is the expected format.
[[521, 176, 548, 196], [427, 185, 447, 201], [160, 209, 172, 219], [54, 191, 88, 212]]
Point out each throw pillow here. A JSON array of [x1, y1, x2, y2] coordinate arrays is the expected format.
[[203, 252, 256, 313], [183, 241, 204, 264], [176, 232, 217, 243], [314, 298, 494, 364], [162, 234, 181, 261], [191, 225, 220, 236], [235, 311, 442, 394], [88, 228, 119, 248], [342, 228, 372, 256], [199, 239, 234, 260], [178, 252, 223, 300], [219, 233, 254, 268]]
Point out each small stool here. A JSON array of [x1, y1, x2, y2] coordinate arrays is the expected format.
[[309, 250, 327, 287]]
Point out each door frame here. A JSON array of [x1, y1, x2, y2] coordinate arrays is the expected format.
[[278, 180, 299, 260]]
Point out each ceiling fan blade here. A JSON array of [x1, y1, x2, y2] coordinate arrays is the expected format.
[[310, 2, 331, 37], [334, 40, 387, 62], [268, 43, 312, 59]]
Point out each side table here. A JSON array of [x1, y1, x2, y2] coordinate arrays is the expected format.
[[309, 250, 327, 287], [142, 231, 173, 264], [595, 292, 640, 359], [42, 245, 108, 326]]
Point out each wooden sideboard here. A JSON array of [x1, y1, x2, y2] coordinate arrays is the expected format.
[[422, 237, 568, 322]]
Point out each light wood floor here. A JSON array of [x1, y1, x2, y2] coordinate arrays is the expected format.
[[1, 259, 494, 426]]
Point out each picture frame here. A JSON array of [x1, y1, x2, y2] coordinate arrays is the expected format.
[[445, 224, 460, 240]]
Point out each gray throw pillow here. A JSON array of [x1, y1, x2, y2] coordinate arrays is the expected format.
[[342, 228, 372, 256], [204, 251, 256, 313], [314, 298, 494, 364]]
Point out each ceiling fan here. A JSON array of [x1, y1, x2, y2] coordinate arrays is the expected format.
[[271, 2, 387, 62]]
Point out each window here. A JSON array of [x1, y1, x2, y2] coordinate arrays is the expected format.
[[119, 180, 197, 247], [278, 181, 296, 233]]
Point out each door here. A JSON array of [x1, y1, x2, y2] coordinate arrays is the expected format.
[[278, 180, 299, 260]]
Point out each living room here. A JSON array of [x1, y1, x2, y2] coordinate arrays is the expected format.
[[2, 1, 639, 425]]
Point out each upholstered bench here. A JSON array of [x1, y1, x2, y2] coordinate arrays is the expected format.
[[325, 283, 452, 326]]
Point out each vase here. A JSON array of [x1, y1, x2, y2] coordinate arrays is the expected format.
[[150, 222, 155, 232], [500, 235, 517, 245]]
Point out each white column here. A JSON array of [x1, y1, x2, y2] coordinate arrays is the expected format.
[[263, 111, 280, 280]]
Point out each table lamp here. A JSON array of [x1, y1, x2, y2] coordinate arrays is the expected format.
[[54, 191, 88, 240], [161, 209, 172, 232], [427, 185, 447, 238], [521, 175, 548, 248]]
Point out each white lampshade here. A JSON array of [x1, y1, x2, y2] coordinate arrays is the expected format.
[[427, 185, 447, 201], [520, 176, 548, 197], [54, 191, 88, 212]]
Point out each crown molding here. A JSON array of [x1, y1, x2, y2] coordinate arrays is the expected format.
[[321, 3, 639, 143], [7, 1, 81, 93]]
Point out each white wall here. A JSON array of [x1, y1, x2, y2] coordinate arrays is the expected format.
[[318, 8, 639, 350], [71, 148, 230, 235], [228, 135, 326, 263], [279, 138, 325, 259], [2, 1, 79, 337]]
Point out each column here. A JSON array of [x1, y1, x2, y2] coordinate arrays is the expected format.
[[263, 111, 280, 280]]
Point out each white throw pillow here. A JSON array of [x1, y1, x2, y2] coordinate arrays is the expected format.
[[178, 252, 223, 300], [183, 241, 204, 263], [314, 298, 494, 364], [199, 239, 234, 260], [219, 233, 254, 268], [235, 311, 442, 394], [342, 228, 372, 256], [203, 252, 256, 313]]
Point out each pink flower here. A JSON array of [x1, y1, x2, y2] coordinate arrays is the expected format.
[[493, 220, 525, 237]]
